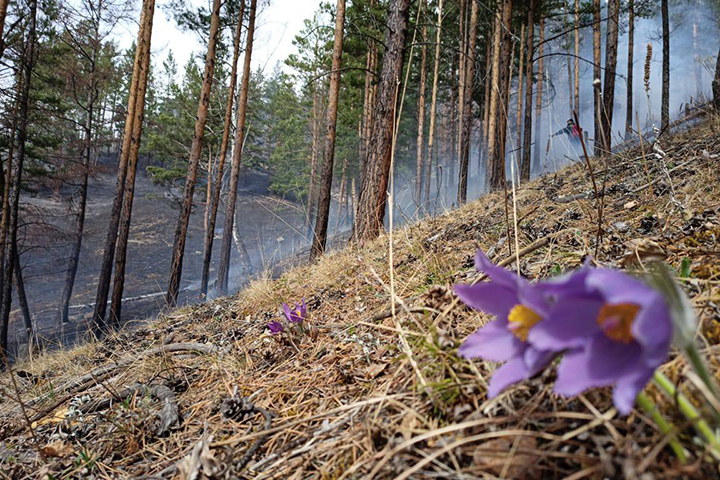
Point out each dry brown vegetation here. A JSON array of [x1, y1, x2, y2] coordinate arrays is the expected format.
[[2, 116, 720, 479]]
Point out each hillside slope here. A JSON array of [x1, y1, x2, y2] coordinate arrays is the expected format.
[[2, 117, 720, 479]]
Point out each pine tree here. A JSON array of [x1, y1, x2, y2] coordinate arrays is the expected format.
[[217, 0, 257, 295], [166, 0, 223, 307], [353, 0, 411, 242], [310, 0, 346, 260]]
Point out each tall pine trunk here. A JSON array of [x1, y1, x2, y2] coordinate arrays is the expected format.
[[480, 38, 491, 174], [424, 0, 443, 206], [0, 0, 9, 58], [59, 2, 102, 325], [414, 0, 427, 210], [200, 0, 245, 298], [592, 0, 602, 156], [109, 9, 155, 324], [334, 156, 348, 234], [573, 0, 580, 115], [532, 17, 545, 174], [625, 0, 634, 139], [600, 0, 619, 152], [492, 0, 514, 189], [217, 0, 257, 295], [310, 0, 345, 260], [166, 0, 223, 307], [661, 0, 669, 130], [0, 79, 20, 312], [0, 0, 36, 361], [713, 46, 720, 111], [515, 24, 525, 156], [521, 0, 534, 181], [457, 0, 478, 205], [14, 251, 31, 340], [91, 0, 154, 334], [486, 1, 504, 189], [354, 0, 411, 242]]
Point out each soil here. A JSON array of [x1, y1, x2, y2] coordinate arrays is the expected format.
[[9, 161, 314, 353]]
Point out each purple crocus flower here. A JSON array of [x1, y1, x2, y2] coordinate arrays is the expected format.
[[267, 321, 284, 335], [282, 298, 307, 324], [529, 268, 672, 414], [455, 251, 556, 398]]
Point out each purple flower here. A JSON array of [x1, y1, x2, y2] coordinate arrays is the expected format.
[[529, 268, 672, 414], [282, 298, 307, 324], [455, 251, 556, 398], [267, 321, 284, 335]]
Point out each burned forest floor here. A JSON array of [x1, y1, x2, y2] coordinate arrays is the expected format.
[[2, 114, 720, 479]]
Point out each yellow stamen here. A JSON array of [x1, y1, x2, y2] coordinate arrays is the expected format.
[[507, 305, 542, 341], [597, 303, 640, 343]]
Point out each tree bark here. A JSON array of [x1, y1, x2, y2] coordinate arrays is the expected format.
[[13, 251, 31, 339], [200, 0, 245, 298], [625, 0, 634, 139], [456, 0, 466, 177], [109, 1, 156, 323], [480, 37, 491, 175], [60, 0, 103, 325], [516, 23, 525, 157], [353, 0, 411, 242], [573, 0, 580, 115], [492, 0, 514, 189], [661, 0, 669, 130], [600, 0, 619, 153], [486, 0, 505, 189], [91, 0, 154, 334], [310, 0, 345, 261], [0, 78, 20, 311], [424, 0, 443, 207], [592, 0, 602, 156], [457, 0, 478, 205], [414, 0, 427, 211], [217, 0, 257, 295], [532, 16, 544, 174], [713, 45, 720, 111], [166, 0, 223, 307], [521, 0, 534, 181], [334, 156, 348, 234], [448, 53, 458, 191], [0, 0, 9, 58], [0, 0, 36, 360]]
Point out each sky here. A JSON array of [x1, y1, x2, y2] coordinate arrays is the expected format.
[[115, 0, 323, 79]]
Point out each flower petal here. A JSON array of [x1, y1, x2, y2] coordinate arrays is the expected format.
[[586, 333, 643, 383], [282, 303, 292, 321], [586, 269, 651, 306], [613, 368, 654, 415], [554, 348, 607, 396], [528, 297, 604, 351], [631, 291, 672, 366], [523, 346, 555, 372], [487, 357, 530, 398], [475, 250, 525, 288], [458, 321, 524, 362], [454, 283, 518, 319]]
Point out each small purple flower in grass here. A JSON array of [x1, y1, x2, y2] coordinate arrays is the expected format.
[[529, 268, 672, 414], [282, 298, 307, 324], [455, 251, 556, 398], [267, 321, 284, 335]]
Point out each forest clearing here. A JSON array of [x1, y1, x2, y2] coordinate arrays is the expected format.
[[1, 0, 720, 477]]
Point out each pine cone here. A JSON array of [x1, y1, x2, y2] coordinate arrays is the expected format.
[[220, 394, 256, 422]]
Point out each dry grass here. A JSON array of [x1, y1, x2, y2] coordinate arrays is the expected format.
[[2, 116, 720, 479]]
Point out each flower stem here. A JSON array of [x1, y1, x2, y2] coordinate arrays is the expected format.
[[636, 391, 688, 463], [653, 370, 720, 458]]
